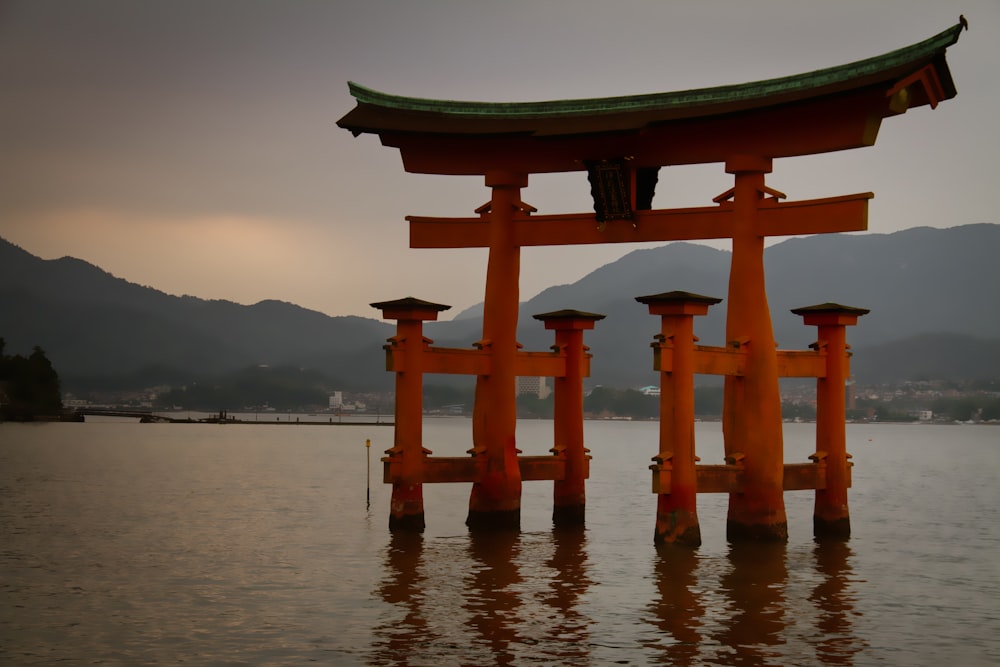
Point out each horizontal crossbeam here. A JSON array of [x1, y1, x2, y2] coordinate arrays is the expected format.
[[654, 344, 838, 378], [650, 461, 850, 494], [383, 454, 570, 484], [410, 193, 871, 248]]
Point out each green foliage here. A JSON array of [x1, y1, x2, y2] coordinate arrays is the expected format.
[[694, 387, 724, 417], [581, 385, 727, 419], [584, 387, 658, 419], [580, 384, 815, 420], [423, 383, 474, 412], [516, 393, 553, 419], [781, 402, 817, 421], [0, 338, 63, 419], [931, 395, 1000, 422]]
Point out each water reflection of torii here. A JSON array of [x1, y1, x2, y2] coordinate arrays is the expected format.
[[372, 531, 593, 666], [339, 21, 965, 543]]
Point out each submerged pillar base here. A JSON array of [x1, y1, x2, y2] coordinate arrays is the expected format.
[[654, 507, 702, 547], [388, 482, 425, 533], [814, 516, 851, 540], [466, 508, 521, 532], [726, 519, 788, 543], [388, 512, 426, 533], [552, 503, 585, 527]]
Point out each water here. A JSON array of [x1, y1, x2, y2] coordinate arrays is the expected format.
[[1, 419, 998, 665]]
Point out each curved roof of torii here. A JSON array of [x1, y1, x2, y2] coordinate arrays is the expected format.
[[337, 20, 965, 175]]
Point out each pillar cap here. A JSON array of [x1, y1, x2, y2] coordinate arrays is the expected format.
[[533, 308, 606, 330], [637, 291, 721, 317], [791, 302, 870, 316], [636, 290, 722, 306], [485, 170, 528, 188], [370, 296, 451, 321], [635, 291, 722, 317], [725, 154, 773, 174], [791, 302, 869, 326]]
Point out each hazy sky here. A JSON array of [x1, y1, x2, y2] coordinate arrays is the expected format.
[[1, 1, 997, 319]]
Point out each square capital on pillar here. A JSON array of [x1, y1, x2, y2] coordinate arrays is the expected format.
[[791, 302, 869, 327], [725, 155, 773, 174], [485, 170, 528, 188], [636, 291, 721, 317], [533, 309, 606, 330], [371, 296, 451, 321]]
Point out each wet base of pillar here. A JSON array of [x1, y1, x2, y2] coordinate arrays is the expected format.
[[389, 512, 426, 533], [552, 504, 585, 527], [726, 520, 788, 543], [654, 523, 702, 547], [814, 516, 851, 540], [466, 508, 520, 532]]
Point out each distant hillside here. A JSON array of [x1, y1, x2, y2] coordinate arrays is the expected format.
[[0, 238, 394, 391], [2, 224, 998, 391], [851, 333, 1000, 384], [441, 224, 1000, 386]]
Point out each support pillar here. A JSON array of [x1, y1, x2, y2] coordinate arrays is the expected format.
[[722, 156, 788, 541], [371, 297, 451, 532], [637, 291, 721, 546], [792, 303, 869, 539], [534, 309, 605, 527], [467, 170, 528, 531]]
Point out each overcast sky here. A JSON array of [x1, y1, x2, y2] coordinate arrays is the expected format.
[[1, 1, 996, 319]]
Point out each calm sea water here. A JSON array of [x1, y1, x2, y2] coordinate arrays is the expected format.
[[1, 418, 997, 666]]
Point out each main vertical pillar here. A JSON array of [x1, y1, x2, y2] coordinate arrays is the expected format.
[[535, 309, 605, 527], [722, 156, 788, 541], [638, 291, 721, 546], [793, 303, 868, 539], [371, 297, 451, 532], [467, 170, 528, 531]]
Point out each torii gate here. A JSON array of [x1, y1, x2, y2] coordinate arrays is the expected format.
[[339, 21, 964, 542]]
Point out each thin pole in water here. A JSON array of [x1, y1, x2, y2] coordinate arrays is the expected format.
[[366, 438, 371, 510]]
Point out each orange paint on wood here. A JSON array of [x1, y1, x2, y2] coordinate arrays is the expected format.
[[468, 173, 526, 529], [723, 161, 788, 542], [370, 299, 449, 532], [637, 292, 719, 546], [537, 311, 603, 526], [794, 304, 867, 539], [409, 192, 869, 249]]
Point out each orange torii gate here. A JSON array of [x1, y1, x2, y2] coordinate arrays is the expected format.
[[339, 21, 964, 542]]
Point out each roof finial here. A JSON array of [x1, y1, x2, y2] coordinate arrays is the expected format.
[[960, 15, 968, 31]]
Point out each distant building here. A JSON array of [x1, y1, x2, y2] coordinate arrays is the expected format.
[[638, 385, 660, 397], [517, 376, 551, 400], [329, 391, 343, 409]]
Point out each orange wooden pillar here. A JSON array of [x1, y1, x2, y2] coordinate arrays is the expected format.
[[638, 291, 721, 546], [722, 156, 788, 542], [371, 297, 451, 532], [467, 171, 528, 531], [792, 303, 868, 539], [534, 309, 605, 527]]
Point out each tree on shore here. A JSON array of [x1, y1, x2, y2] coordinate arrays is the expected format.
[[0, 338, 63, 419]]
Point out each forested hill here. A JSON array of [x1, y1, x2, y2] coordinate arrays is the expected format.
[[441, 223, 1000, 387], [2, 223, 998, 391], [0, 238, 393, 390]]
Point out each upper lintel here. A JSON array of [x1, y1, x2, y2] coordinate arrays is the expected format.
[[337, 22, 963, 174]]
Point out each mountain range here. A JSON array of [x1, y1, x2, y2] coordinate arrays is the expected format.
[[2, 223, 998, 392]]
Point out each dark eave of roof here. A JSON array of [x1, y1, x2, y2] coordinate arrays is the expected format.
[[337, 20, 964, 138]]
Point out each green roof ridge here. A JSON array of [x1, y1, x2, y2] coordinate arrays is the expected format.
[[348, 21, 963, 118]]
